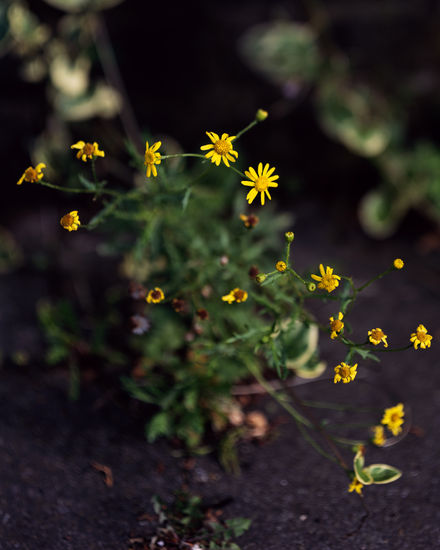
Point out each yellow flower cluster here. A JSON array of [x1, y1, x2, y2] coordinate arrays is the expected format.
[[381, 403, 404, 436], [333, 362, 357, 384], [368, 328, 388, 347], [60, 211, 80, 232], [17, 163, 46, 185], [348, 478, 363, 495], [71, 141, 105, 162], [146, 287, 165, 304], [311, 264, 341, 293], [144, 141, 162, 177], [200, 132, 238, 167], [329, 312, 344, 339], [372, 425, 386, 446], [410, 324, 432, 350]]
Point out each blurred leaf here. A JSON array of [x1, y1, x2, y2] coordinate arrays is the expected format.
[[358, 190, 402, 239], [146, 411, 172, 442], [42, 0, 126, 12]]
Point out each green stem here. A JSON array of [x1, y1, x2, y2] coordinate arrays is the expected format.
[[234, 119, 258, 141], [38, 180, 119, 197], [161, 153, 206, 160], [356, 267, 393, 293], [285, 241, 292, 265], [287, 267, 307, 286], [91, 158, 98, 185], [246, 361, 312, 428], [229, 165, 246, 178]]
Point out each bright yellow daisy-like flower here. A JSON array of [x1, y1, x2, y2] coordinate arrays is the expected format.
[[368, 327, 388, 347], [200, 132, 238, 167], [241, 163, 279, 206], [311, 264, 341, 293], [348, 478, 363, 495], [334, 362, 357, 384], [222, 288, 248, 304], [410, 324, 432, 350], [393, 258, 404, 270], [17, 162, 46, 185], [144, 141, 162, 177], [329, 312, 344, 339], [276, 261, 287, 273], [381, 403, 404, 436], [71, 141, 105, 162], [372, 425, 386, 446], [146, 287, 165, 304], [60, 210, 80, 232]]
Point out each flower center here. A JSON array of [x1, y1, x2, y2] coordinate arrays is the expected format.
[[145, 151, 155, 164], [24, 167, 38, 182], [390, 412, 400, 423], [255, 176, 269, 192], [331, 320, 343, 332], [340, 365, 351, 378], [84, 143, 95, 156], [417, 330, 427, 342], [214, 139, 232, 155], [233, 289, 246, 301], [61, 214, 74, 226], [151, 290, 162, 300], [371, 329, 384, 340]]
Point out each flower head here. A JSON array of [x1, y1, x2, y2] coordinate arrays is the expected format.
[[256, 109, 268, 122], [372, 425, 386, 447], [393, 258, 404, 270], [329, 312, 344, 339], [71, 141, 105, 162], [276, 260, 287, 273], [144, 141, 162, 177], [200, 132, 238, 167], [334, 362, 357, 384], [311, 264, 341, 293], [60, 211, 80, 232], [240, 213, 259, 228], [381, 403, 404, 436], [172, 298, 186, 313], [17, 163, 46, 185], [222, 287, 248, 304], [146, 287, 165, 304], [368, 328, 388, 347], [348, 478, 363, 495], [241, 163, 279, 206], [410, 324, 432, 350]]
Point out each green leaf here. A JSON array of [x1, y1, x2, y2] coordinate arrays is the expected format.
[[225, 518, 252, 538], [146, 412, 172, 442], [353, 449, 373, 485], [78, 173, 96, 190], [260, 272, 284, 286], [352, 347, 380, 363], [364, 463, 402, 484], [182, 187, 192, 211]]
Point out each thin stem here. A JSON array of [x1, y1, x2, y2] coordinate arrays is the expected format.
[[234, 119, 258, 141], [356, 267, 393, 293], [37, 180, 119, 197], [287, 267, 307, 286], [245, 361, 312, 428], [229, 165, 246, 178], [161, 153, 206, 160]]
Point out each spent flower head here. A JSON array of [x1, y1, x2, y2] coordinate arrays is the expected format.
[[240, 213, 259, 228], [329, 312, 344, 340], [334, 362, 357, 384], [311, 264, 341, 293], [71, 141, 105, 162], [381, 403, 404, 436], [410, 324, 432, 350], [144, 141, 162, 177], [60, 210, 80, 232], [17, 162, 46, 185], [200, 132, 238, 167], [241, 163, 279, 206], [368, 328, 388, 347]]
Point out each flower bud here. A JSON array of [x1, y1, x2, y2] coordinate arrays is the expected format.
[[285, 231, 294, 243], [276, 260, 287, 273], [256, 273, 267, 284], [393, 258, 404, 270], [308, 282, 316, 292], [256, 109, 268, 122]]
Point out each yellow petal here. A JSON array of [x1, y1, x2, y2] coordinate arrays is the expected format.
[[246, 188, 258, 204]]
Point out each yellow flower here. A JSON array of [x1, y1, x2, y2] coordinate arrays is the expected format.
[[71, 141, 105, 162], [276, 261, 287, 273], [60, 210, 80, 232], [329, 312, 344, 339], [311, 264, 341, 293], [17, 163, 46, 185], [334, 362, 357, 384], [144, 141, 162, 177], [393, 258, 404, 269], [240, 213, 259, 228], [381, 403, 404, 436], [241, 163, 279, 206], [410, 324, 432, 350], [368, 328, 388, 347], [348, 478, 363, 495], [200, 132, 238, 167], [146, 287, 165, 304], [222, 288, 248, 304], [372, 425, 386, 447]]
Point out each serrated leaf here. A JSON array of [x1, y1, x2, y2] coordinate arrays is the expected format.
[[260, 272, 284, 286], [352, 347, 380, 363], [364, 463, 402, 484]]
